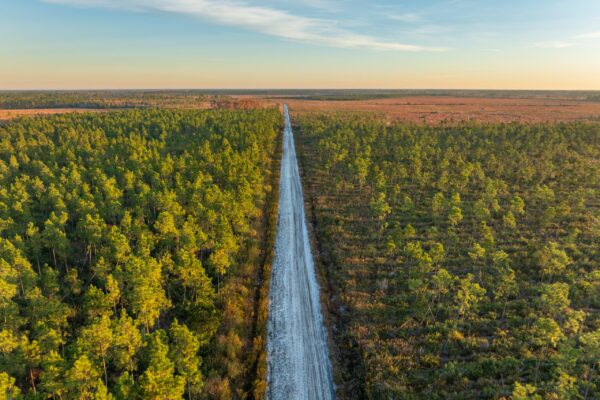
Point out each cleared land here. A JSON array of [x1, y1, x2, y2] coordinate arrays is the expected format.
[[0, 108, 113, 120], [3, 91, 600, 124], [282, 96, 600, 123]]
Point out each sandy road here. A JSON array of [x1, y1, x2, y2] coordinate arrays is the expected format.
[[266, 105, 335, 400]]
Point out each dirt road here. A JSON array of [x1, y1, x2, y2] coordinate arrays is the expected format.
[[266, 105, 335, 400]]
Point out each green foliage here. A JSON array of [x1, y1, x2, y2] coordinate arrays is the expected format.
[[169, 320, 203, 396], [138, 333, 185, 400], [536, 242, 571, 279], [0, 372, 21, 400], [511, 382, 541, 400], [0, 108, 280, 398], [454, 274, 486, 319]]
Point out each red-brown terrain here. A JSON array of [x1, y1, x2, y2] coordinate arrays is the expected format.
[[281, 96, 600, 123]]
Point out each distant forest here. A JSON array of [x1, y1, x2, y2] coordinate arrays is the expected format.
[[1, 90, 599, 110], [0, 92, 213, 109]]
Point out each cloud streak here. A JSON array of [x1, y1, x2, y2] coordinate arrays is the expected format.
[[43, 0, 443, 51], [533, 41, 574, 49], [388, 13, 421, 23], [573, 31, 600, 39], [532, 30, 600, 50]]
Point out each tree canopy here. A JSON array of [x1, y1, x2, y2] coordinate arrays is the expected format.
[[0, 108, 280, 399]]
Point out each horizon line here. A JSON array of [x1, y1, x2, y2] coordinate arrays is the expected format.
[[2, 88, 600, 92]]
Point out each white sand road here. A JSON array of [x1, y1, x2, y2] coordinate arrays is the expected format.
[[266, 105, 335, 400]]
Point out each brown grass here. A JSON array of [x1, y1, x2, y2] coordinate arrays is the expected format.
[[278, 96, 600, 124], [0, 99, 264, 122], [4, 95, 600, 124], [0, 108, 113, 121]]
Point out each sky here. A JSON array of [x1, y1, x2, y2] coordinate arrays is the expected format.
[[1, 0, 600, 89]]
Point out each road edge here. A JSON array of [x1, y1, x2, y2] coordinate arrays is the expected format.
[[249, 107, 284, 399]]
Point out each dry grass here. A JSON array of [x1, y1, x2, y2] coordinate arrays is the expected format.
[[0, 98, 261, 121], [279, 96, 600, 124], [0, 108, 113, 121], [4, 95, 600, 124]]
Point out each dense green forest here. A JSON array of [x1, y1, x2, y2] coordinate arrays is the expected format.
[[0, 108, 281, 399], [296, 114, 600, 399]]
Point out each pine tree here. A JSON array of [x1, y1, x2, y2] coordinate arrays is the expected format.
[[138, 333, 185, 400], [169, 320, 203, 399]]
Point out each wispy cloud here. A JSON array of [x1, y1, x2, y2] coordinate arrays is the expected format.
[[533, 30, 600, 49], [43, 0, 444, 51], [288, 0, 342, 13], [388, 13, 421, 23], [573, 31, 600, 39], [533, 41, 574, 49]]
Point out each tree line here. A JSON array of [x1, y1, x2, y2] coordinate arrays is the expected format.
[[0, 92, 214, 110]]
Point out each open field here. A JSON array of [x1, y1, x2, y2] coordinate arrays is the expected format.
[[3, 90, 600, 124], [0, 92, 266, 121], [283, 95, 600, 124], [0, 108, 116, 121]]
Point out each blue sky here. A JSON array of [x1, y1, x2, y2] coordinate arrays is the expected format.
[[1, 0, 600, 89]]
